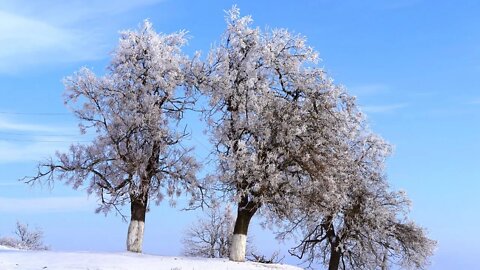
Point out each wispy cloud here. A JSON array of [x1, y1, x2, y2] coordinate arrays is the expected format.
[[0, 140, 71, 164], [0, 10, 103, 74], [349, 83, 389, 97], [377, 0, 422, 11], [361, 103, 409, 113], [0, 196, 96, 213], [469, 98, 480, 105], [1, 0, 164, 23], [0, 117, 84, 163], [0, 182, 21, 187], [0, 116, 67, 133], [0, 0, 164, 74]]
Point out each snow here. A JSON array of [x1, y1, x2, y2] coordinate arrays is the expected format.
[[0, 245, 18, 251], [0, 246, 302, 270]]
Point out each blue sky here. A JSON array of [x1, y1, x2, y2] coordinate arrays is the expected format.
[[0, 0, 479, 269]]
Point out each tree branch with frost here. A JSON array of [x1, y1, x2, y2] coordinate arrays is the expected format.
[[0, 222, 49, 250]]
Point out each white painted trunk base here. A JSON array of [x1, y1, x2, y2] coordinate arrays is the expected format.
[[229, 234, 247, 262], [126, 220, 145, 253]]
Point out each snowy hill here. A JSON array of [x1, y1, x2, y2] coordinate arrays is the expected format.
[[0, 245, 18, 251], [0, 247, 302, 270]]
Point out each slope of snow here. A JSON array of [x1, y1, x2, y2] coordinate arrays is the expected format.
[[0, 247, 302, 270], [0, 245, 18, 251]]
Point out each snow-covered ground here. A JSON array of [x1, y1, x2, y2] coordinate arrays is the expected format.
[[0, 246, 302, 270], [0, 245, 18, 251]]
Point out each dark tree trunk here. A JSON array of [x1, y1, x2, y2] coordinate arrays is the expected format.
[[233, 207, 256, 236], [328, 242, 341, 270], [324, 217, 341, 270], [229, 196, 260, 262], [131, 195, 147, 222]]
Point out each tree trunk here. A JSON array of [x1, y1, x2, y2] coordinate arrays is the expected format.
[[229, 197, 259, 262], [328, 242, 341, 270], [126, 194, 148, 253], [324, 217, 340, 270], [126, 146, 156, 253], [381, 251, 388, 270]]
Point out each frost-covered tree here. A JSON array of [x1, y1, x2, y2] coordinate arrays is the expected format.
[[276, 105, 436, 269], [195, 6, 435, 265], [0, 221, 49, 250], [194, 7, 350, 262], [24, 21, 200, 253], [182, 204, 234, 258]]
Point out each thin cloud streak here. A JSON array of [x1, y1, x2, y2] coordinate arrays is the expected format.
[[1, 0, 164, 23], [0, 182, 21, 187], [361, 103, 409, 113], [0, 116, 70, 133], [0, 196, 96, 213], [377, 0, 422, 11], [349, 83, 389, 96], [0, 140, 71, 164], [0, 117, 89, 163], [469, 98, 480, 105], [0, 117, 77, 164]]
